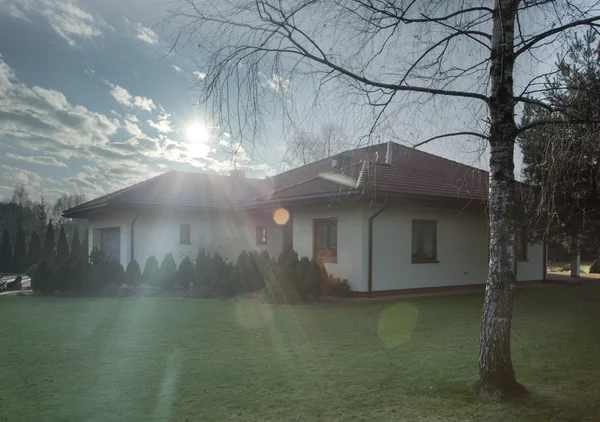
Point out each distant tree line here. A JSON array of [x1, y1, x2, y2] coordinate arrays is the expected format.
[[0, 184, 88, 274]]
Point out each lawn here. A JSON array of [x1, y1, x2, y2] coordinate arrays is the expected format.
[[1, 286, 600, 421]]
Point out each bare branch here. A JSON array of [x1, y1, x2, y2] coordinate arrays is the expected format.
[[412, 131, 488, 148], [515, 16, 600, 57]]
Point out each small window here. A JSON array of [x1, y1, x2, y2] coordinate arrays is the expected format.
[[412, 220, 437, 263], [516, 227, 528, 261], [256, 226, 267, 245], [314, 218, 337, 262], [180, 224, 191, 245]]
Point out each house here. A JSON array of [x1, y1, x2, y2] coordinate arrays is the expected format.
[[63, 141, 545, 295]]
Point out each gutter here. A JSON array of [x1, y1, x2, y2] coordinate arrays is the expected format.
[[130, 215, 140, 264], [368, 202, 389, 297], [62, 202, 108, 219]]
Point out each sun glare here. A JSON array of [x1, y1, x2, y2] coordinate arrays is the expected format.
[[186, 123, 210, 157], [186, 123, 209, 142]]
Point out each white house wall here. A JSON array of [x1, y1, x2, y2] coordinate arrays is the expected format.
[[371, 205, 544, 291], [291, 204, 368, 291], [87, 202, 544, 291], [88, 209, 283, 268]]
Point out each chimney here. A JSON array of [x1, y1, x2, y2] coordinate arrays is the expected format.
[[332, 152, 352, 169], [230, 168, 246, 178], [385, 141, 393, 165]]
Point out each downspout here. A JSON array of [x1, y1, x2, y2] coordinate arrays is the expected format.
[[368, 202, 389, 297], [130, 215, 140, 264]]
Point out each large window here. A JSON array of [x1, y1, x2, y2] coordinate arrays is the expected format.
[[256, 226, 267, 245], [314, 218, 337, 262], [412, 220, 437, 263], [516, 227, 528, 261], [180, 224, 191, 245], [93, 227, 120, 261]]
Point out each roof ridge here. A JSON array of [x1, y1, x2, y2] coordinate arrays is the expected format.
[[169, 169, 264, 181], [257, 162, 362, 200], [271, 143, 384, 180]]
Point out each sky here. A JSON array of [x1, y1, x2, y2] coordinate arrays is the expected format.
[[0, 0, 524, 203]]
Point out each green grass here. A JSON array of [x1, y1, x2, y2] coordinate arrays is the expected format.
[[1, 287, 600, 421]]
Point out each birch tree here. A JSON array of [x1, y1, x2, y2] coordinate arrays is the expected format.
[[165, 0, 600, 396]]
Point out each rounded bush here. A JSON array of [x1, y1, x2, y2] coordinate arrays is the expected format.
[[125, 260, 142, 286], [142, 256, 159, 282], [177, 256, 195, 288]]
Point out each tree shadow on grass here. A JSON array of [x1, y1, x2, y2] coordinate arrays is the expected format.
[[502, 388, 599, 421]]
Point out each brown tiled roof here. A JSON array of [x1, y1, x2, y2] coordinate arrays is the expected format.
[[263, 142, 488, 202], [65, 142, 490, 217], [63, 171, 273, 217]]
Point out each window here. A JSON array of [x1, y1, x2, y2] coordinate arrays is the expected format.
[[516, 227, 528, 261], [256, 226, 267, 245], [412, 220, 437, 263], [94, 227, 120, 261], [314, 218, 337, 262], [180, 224, 191, 245]]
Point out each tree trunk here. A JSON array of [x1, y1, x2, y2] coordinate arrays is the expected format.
[[570, 234, 580, 277], [475, 0, 525, 397]]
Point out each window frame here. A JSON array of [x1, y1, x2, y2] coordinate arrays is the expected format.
[[411, 219, 438, 264], [313, 218, 338, 263], [256, 226, 267, 246], [179, 223, 191, 245]]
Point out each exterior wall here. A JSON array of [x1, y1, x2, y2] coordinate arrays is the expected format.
[[88, 209, 283, 268], [291, 204, 368, 291], [371, 205, 544, 292], [87, 202, 544, 291], [517, 242, 544, 282]]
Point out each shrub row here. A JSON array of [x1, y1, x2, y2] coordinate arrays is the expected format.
[[30, 246, 352, 300], [31, 248, 125, 296]]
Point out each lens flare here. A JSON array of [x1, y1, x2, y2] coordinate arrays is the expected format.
[[377, 303, 419, 348], [273, 208, 290, 225], [235, 300, 273, 329]]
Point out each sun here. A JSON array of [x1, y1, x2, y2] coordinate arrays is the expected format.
[[186, 123, 210, 157], [186, 123, 209, 142]]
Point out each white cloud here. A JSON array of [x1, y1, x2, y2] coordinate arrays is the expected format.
[[0, 57, 238, 198], [193, 71, 207, 80], [1, 165, 43, 187], [171, 65, 182, 72], [104, 80, 156, 112], [4, 4, 32, 22], [14, 0, 108, 47], [0, 59, 120, 154], [124, 121, 143, 136], [146, 106, 173, 133], [132, 96, 155, 111], [147, 119, 172, 133], [267, 75, 290, 92], [124, 18, 158, 44], [6, 153, 67, 167]]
